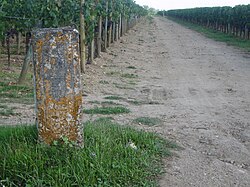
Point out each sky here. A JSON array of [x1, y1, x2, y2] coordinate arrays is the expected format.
[[135, 0, 250, 10]]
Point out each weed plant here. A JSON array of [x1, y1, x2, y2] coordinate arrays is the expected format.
[[133, 117, 162, 126], [104, 95, 124, 100], [121, 73, 138, 79], [83, 106, 130, 115]]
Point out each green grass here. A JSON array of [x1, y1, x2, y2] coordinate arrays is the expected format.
[[126, 66, 137, 69], [133, 117, 163, 126], [127, 99, 162, 106], [88, 100, 101, 104], [0, 82, 34, 104], [101, 101, 122, 106], [121, 73, 138, 79], [0, 71, 34, 104], [0, 71, 33, 83], [0, 82, 33, 97], [169, 17, 250, 52], [0, 119, 176, 186], [0, 71, 19, 81], [106, 71, 121, 76], [99, 80, 109, 84], [114, 83, 134, 90], [0, 104, 15, 116], [0, 104, 8, 109], [148, 15, 154, 24], [127, 100, 144, 105], [127, 80, 137, 85], [83, 106, 130, 115], [104, 95, 124, 100], [88, 101, 121, 106]]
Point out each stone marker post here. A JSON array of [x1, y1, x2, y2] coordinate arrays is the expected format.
[[32, 27, 83, 147]]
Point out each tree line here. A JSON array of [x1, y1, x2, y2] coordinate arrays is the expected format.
[[158, 5, 250, 40]]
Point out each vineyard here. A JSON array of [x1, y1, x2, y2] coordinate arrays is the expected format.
[[0, 0, 148, 76], [158, 5, 250, 40], [1, 1, 250, 186]]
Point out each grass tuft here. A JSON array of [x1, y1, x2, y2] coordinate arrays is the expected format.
[[88, 101, 122, 106], [88, 100, 101, 104], [127, 100, 144, 105], [126, 66, 137, 69], [121, 73, 138, 79], [114, 83, 134, 90], [0, 120, 176, 186], [104, 95, 124, 100], [83, 106, 130, 115], [0, 104, 15, 116], [127, 99, 162, 106], [106, 71, 120, 76], [99, 80, 109, 84], [133, 117, 163, 126], [101, 101, 122, 106], [0, 82, 33, 98], [0, 82, 34, 104]]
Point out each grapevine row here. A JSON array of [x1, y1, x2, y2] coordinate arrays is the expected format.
[[158, 5, 250, 40], [0, 0, 147, 75]]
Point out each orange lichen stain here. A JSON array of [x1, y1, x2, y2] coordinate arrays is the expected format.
[[55, 32, 69, 44], [50, 58, 56, 65], [72, 42, 80, 68], [36, 39, 43, 65], [44, 66, 48, 74], [46, 33, 52, 41], [66, 72, 72, 94], [38, 94, 83, 145], [67, 44, 73, 64]]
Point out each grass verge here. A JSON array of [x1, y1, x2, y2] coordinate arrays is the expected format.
[[0, 118, 176, 186], [83, 106, 130, 115], [168, 17, 250, 52]]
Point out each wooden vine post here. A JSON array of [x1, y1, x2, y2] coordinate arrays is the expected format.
[[32, 27, 84, 147], [108, 0, 113, 47], [119, 14, 122, 38], [104, 0, 109, 51], [80, 0, 86, 73], [89, 15, 95, 64], [111, 0, 115, 43], [97, 14, 102, 57]]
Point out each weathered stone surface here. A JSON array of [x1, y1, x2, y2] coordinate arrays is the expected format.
[[32, 27, 83, 147]]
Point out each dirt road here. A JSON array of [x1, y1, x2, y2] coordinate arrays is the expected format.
[[147, 17, 250, 187], [2, 16, 250, 186], [83, 17, 250, 187]]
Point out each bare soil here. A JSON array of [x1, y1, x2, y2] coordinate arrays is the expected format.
[[1, 17, 250, 186]]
